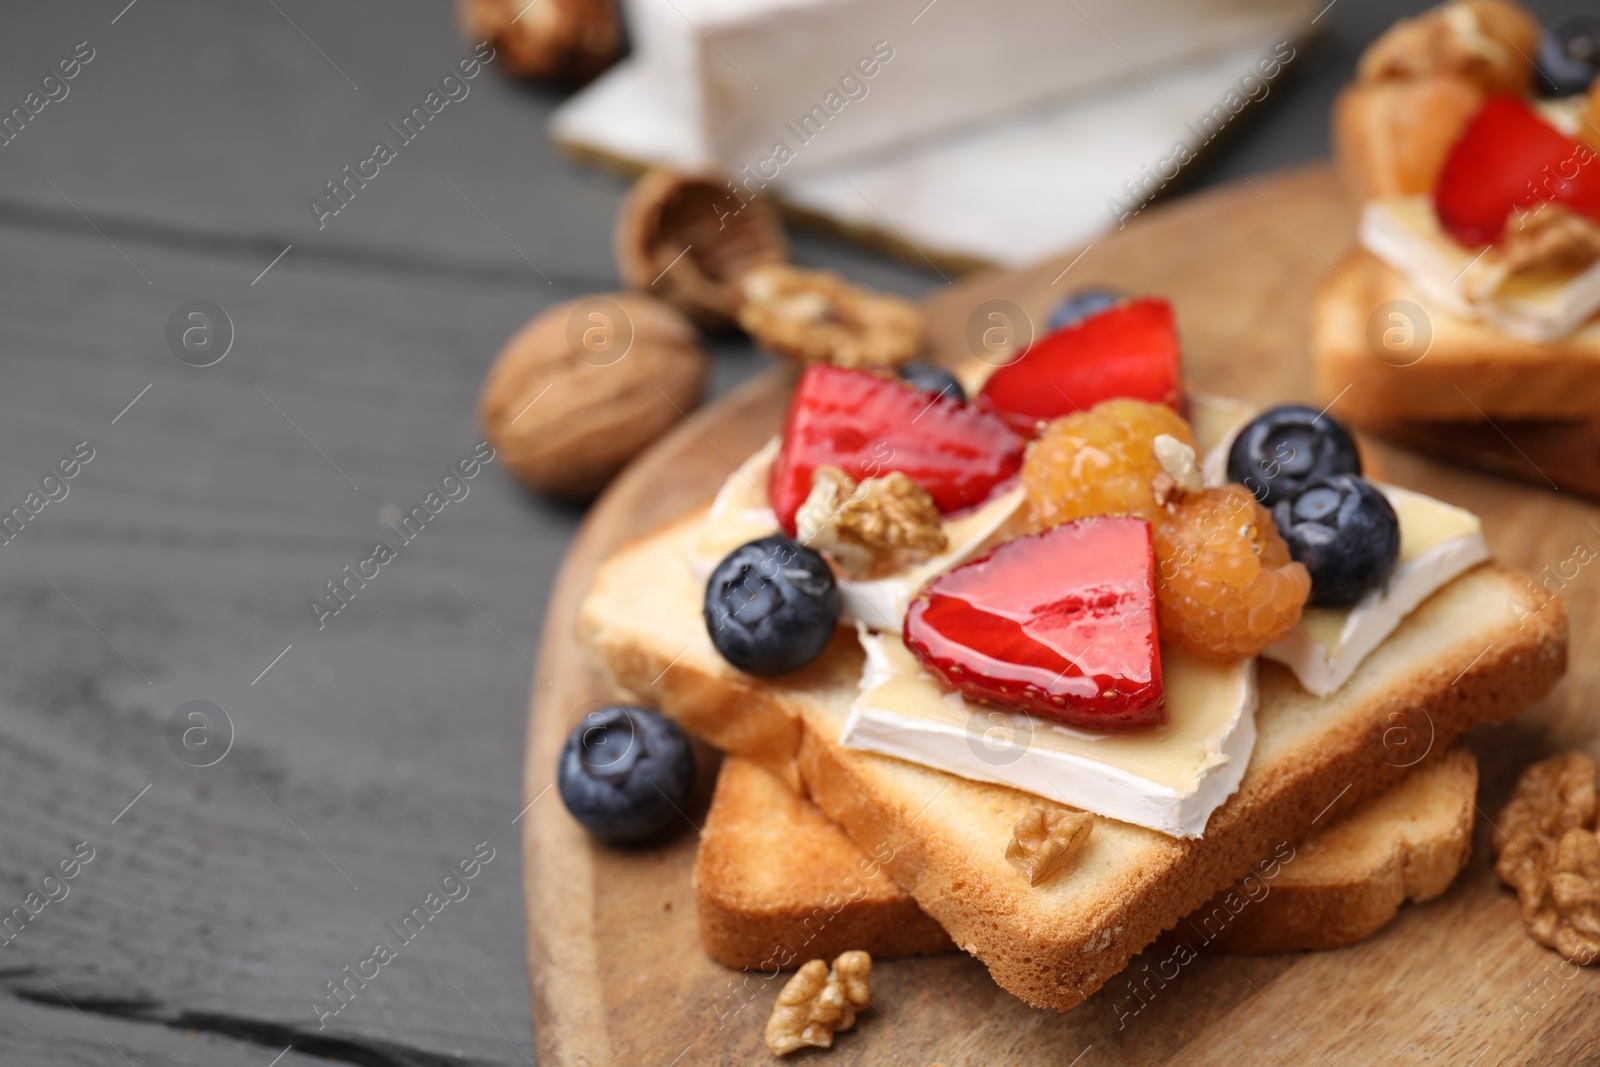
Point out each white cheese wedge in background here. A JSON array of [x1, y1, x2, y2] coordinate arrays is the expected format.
[[605, 0, 1314, 177], [685, 437, 1023, 633], [552, 6, 1315, 267], [1262, 484, 1488, 697], [1359, 196, 1600, 342], [842, 630, 1257, 838]]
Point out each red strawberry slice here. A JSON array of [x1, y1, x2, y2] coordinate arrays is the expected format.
[[904, 516, 1165, 730], [1434, 95, 1600, 247], [769, 365, 1025, 535], [976, 299, 1182, 436]]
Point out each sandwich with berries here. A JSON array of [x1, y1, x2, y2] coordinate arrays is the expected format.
[[1319, 0, 1600, 426], [575, 292, 1566, 1010]]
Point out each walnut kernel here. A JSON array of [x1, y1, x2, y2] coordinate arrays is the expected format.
[[1494, 751, 1600, 963], [737, 264, 925, 369], [1357, 0, 1537, 96], [1006, 806, 1093, 887], [795, 466, 947, 579], [457, 0, 619, 82], [764, 951, 872, 1056], [478, 293, 707, 498], [615, 169, 787, 330], [1465, 206, 1600, 301], [1152, 433, 1203, 506]]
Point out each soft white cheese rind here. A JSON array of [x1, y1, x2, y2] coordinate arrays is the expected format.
[[1262, 484, 1488, 696], [1359, 196, 1600, 343], [841, 628, 1259, 838], [684, 438, 1023, 633]]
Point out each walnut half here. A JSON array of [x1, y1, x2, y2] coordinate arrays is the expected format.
[[1494, 751, 1600, 963], [1006, 806, 1093, 887], [737, 264, 925, 369], [796, 466, 947, 579], [1465, 205, 1600, 301], [764, 951, 872, 1056], [1356, 0, 1537, 96]]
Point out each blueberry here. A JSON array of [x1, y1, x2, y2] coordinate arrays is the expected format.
[[1536, 17, 1600, 96], [557, 704, 694, 844], [1227, 404, 1361, 507], [704, 535, 840, 676], [1273, 475, 1400, 608], [1046, 287, 1125, 332], [897, 361, 966, 403]]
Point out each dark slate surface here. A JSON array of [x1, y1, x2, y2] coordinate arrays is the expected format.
[[0, 0, 1586, 1063]]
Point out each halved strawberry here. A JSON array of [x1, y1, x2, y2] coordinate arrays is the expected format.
[[769, 365, 1025, 535], [904, 517, 1164, 730], [1434, 96, 1600, 247], [976, 299, 1181, 437]]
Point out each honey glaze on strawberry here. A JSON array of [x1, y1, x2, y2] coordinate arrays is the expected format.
[[769, 364, 1025, 535], [903, 516, 1165, 730]]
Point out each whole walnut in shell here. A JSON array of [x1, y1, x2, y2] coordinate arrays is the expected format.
[[616, 169, 788, 331], [457, 0, 619, 82], [479, 293, 707, 498]]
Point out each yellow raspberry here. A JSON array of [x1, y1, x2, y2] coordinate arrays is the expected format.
[[1152, 485, 1311, 659], [1022, 399, 1196, 530]]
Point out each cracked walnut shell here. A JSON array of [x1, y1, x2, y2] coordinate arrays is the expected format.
[[1006, 806, 1093, 887], [1494, 751, 1600, 963], [764, 951, 872, 1056], [795, 466, 947, 579], [478, 293, 707, 498], [738, 264, 925, 369], [457, 0, 619, 82], [615, 169, 787, 331]]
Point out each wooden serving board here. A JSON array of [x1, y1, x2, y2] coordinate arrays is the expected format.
[[521, 164, 1600, 1066]]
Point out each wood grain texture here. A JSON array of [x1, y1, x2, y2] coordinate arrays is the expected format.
[[524, 164, 1600, 1065]]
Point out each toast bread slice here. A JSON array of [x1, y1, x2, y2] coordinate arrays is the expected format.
[[698, 748, 1478, 967], [695, 756, 954, 969], [707, 751, 1478, 966], [580, 511, 1564, 1008], [1201, 742, 1477, 952], [1311, 249, 1600, 424]]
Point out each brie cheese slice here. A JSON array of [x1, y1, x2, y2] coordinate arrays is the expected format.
[[842, 629, 1257, 838], [1360, 195, 1600, 342], [1262, 483, 1488, 696], [608, 0, 1314, 177], [1191, 389, 1257, 486], [685, 438, 1023, 633]]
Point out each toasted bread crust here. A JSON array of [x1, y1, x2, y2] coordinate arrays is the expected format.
[[1206, 744, 1477, 953], [1333, 78, 1485, 199], [695, 759, 953, 969], [1312, 250, 1600, 424], [698, 749, 1478, 968], [582, 513, 1565, 1008]]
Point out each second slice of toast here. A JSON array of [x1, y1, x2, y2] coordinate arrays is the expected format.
[[698, 747, 1478, 968], [581, 511, 1565, 1008], [695, 756, 955, 970]]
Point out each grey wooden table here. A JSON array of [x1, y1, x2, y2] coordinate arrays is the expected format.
[[0, 1, 1585, 1064]]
